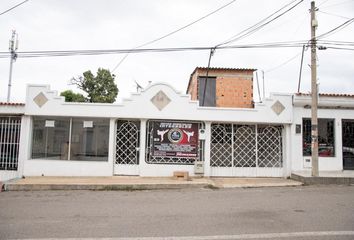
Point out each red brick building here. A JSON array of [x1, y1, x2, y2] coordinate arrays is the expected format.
[[186, 67, 256, 108]]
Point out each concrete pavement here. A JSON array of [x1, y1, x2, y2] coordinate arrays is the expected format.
[[291, 171, 354, 185], [2, 176, 302, 191]]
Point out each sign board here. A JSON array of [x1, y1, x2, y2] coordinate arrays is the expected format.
[[152, 121, 199, 158]]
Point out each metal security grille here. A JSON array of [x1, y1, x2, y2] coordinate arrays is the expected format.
[[258, 126, 282, 167], [146, 120, 204, 165], [115, 120, 140, 165], [0, 116, 21, 171], [234, 125, 256, 167], [211, 123, 282, 169], [210, 124, 232, 167]]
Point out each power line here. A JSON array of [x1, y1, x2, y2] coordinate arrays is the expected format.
[[265, 51, 302, 73], [321, 0, 354, 9], [110, 0, 238, 72], [0, 41, 308, 59], [0, 0, 29, 16], [318, 0, 332, 7], [317, 17, 354, 39], [216, 0, 304, 47], [326, 46, 354, 50], [1, 40, 353, 59], [318, 10, 351, 19]]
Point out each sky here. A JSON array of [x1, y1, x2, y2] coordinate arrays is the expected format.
[[0, 0, 353, 103]]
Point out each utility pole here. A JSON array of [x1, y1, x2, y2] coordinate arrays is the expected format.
[[7, 30, 18, 103], [310, 1, 319, 177]]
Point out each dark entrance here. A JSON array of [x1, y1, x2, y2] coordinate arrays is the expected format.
[[342, 120, 354, 170]]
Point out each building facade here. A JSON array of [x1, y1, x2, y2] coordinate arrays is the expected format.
[[1, 82, 353, 181]]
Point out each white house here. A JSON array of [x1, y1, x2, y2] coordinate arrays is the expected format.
[[1, 83, 353, 181]]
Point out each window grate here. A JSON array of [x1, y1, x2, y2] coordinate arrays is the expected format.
[[0, 117, 21, 171], [115, 120, 140, 165], [211, 123, 282, 168]]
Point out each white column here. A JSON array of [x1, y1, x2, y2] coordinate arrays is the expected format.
[[203, 121, 211, 177], [336, 118, 343, 171], [138, 119, 147, 176], [108, 118, 116, 176], [18, 115, 31, 178], [283, 124, 292, 178]]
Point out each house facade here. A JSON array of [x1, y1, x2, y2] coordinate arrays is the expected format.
[[1, 79, 353, 181]]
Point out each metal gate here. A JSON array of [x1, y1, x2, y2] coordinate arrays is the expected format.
[[210, 123, 283, 177], [342, 120, 354, 170], [0, 116, 21, 171], [114, 120, 140, 175]]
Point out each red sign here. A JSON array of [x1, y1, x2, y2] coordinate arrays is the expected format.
[[152, 121, 199, 158]]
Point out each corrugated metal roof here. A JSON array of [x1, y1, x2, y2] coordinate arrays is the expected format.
[[195, 67, 257, 71], [296, 93, 354, 98], [0, 102, 25, 106]]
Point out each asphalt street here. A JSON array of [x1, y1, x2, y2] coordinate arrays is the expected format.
[[0, 185, 354, 240]]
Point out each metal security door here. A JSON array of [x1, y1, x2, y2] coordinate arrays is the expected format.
[[114, 120, 140, 175], [342, 120, 354, 170], [210, 123, 283, 177], [0, 116, 21, 171]]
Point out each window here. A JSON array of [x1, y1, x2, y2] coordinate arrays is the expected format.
[[32, 117, 70, 159], [198, 76, 216, 107], [31, 117, 109, 161], [70, 118, 109, 161], [302, 118, 335, 157]]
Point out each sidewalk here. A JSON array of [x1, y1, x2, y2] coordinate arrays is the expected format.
[[2, 176, 302, 191], [291, 171, 354, 185]]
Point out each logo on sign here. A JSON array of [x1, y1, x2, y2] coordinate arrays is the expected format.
[[168, 128, 183, 143]]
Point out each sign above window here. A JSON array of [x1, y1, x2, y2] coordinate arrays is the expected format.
[[83, 121, 93, 128], [45, 120, 55, 127]]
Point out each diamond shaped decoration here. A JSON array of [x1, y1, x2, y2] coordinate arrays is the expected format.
[[33, 92, 48, 108], [151, 90, 171, 111], [271, 100, 285, 115]]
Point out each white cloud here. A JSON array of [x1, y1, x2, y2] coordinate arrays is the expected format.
[[0, 0, 353, 103]]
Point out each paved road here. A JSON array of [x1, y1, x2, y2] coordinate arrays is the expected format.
[[1, 186, 354, 239]]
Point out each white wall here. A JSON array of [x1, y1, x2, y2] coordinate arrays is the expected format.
[[292, 106, 354, 171], [20, 83, 294, 177], [0, 171, 19, 182]]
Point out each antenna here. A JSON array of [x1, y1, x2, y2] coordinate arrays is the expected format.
[[262, 70, 265, 100], [7, 30, 18, 102], [255, 71, 261, 103], [135, 80, 143, 93]]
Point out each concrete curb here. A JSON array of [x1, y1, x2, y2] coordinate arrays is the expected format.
[[2, 177, 304, 191], [291, 173, 354, 185], [4, 183, 212, 191]]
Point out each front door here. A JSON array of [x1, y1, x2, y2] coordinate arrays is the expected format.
[[114, 120, 140, 175], [342, 120, 354, 170]]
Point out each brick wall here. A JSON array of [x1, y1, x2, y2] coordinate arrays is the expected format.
[[187, 68, 255, 108]]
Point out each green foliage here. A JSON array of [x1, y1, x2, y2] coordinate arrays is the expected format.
[[60, 90, 85, 102], [66, 68, 118, 103]]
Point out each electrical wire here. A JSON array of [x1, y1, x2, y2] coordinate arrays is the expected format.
[[320, 0, 354, 9], [216, 0, 304, 47], [326, 46, 354, 50], [0, 42, 308, 59], [265, 52, 302, 73], [0, 40, 353, 59], [0, 0, 29, 16], [110, 0, 238, 72], [317, 17, 354, 39], [318, 10, 351, 19]]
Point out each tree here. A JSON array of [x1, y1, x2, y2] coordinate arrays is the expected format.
[[60, 90, 85, 102], [61, 68, 118, 103]]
